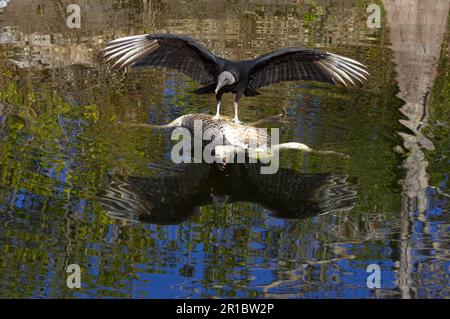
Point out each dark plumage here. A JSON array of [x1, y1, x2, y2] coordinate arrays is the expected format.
[[100, 164, 357, 224], [102, 33, 369, 122]]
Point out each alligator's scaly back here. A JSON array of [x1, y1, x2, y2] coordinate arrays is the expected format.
[[167, 113, 271, 149], [119, 113, 348, 160]]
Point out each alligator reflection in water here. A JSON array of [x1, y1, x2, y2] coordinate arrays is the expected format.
[[100, 163, 357, 224]]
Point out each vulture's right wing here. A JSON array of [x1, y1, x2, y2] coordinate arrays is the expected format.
[[102, 33, 219, 85]]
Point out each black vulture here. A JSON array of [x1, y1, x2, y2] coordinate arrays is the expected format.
[[102, 33, 369, 123]]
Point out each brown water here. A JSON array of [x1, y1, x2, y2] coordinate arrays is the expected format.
[[0, 0, 449, 298]]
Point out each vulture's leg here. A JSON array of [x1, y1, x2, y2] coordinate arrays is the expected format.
[[233, 94, 241, 124], [213, 93, 223, 120], [214, 99, 221, 120]]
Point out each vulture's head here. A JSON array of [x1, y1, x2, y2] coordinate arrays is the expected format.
[[215, 71, 237, 94]]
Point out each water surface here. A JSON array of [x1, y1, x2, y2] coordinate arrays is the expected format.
[[0, 0, 449, 298]]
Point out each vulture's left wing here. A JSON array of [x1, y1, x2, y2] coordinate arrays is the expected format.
[[248, 48, 369, 89], [102, 33, 219, 85]]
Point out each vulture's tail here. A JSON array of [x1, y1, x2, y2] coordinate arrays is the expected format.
[[192, 82, 216, 94], [244, 87, 261, 96]]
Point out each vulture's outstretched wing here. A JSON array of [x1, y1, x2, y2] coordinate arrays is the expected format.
[[248, 48, 369, 89], [102, 34, 219, 84]]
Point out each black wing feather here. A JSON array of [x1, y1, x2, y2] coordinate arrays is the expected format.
[[248, 48, 369, 89], [102, 34, 219, 85]]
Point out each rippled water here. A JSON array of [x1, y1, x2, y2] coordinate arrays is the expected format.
[[0, 0, 449, 298]]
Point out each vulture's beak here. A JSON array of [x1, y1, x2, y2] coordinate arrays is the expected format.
[[215, 78, 227, 94], [215, 71, 235, 94]]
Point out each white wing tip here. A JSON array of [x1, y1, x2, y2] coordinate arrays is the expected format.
[[318, 52, 370, 87], [102, 35, 159, 69]]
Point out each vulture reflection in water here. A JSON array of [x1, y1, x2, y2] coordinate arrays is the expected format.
[[99, 163, 357, 225]]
